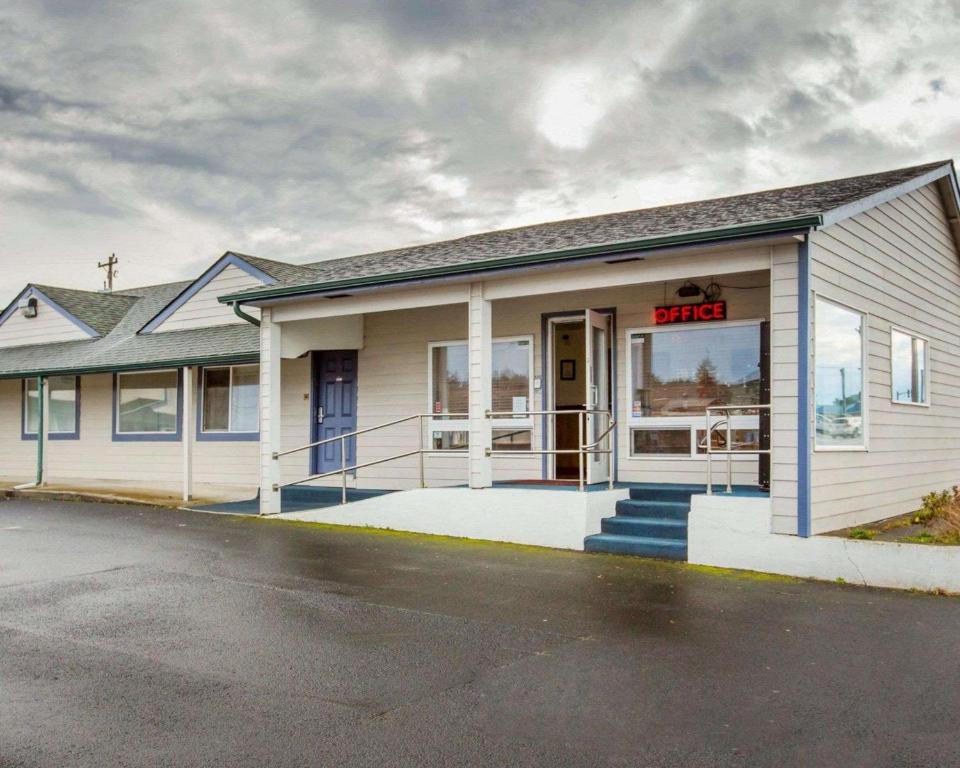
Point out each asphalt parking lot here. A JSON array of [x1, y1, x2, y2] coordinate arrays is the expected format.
[[1, 498, 958, 767]]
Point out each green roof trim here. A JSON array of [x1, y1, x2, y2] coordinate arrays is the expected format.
[[219, 215, 823, 304], [0, 351, 260, 381]]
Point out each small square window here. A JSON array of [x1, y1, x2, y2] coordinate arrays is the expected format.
[[891, 329, 928, 405]]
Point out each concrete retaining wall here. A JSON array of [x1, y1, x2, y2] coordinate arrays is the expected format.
[[688, 494, 960, 593], [279, 486, 629, 550]]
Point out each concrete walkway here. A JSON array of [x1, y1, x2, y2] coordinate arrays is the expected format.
[[1, 498, 958, 767]]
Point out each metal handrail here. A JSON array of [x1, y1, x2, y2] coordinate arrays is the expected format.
[[273, 412, 467, 460], [271, 407, 616, 507], [272, 413, 468, 505], [484, 408, 616, 491], [705, 404, 771, 495]]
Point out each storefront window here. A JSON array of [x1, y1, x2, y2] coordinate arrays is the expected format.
[[891, 329, 927, 405], [116, 370, 179, 434], [629, 325, 761, 417], [814, 298, 865, 448], [23, 376, 79, 437], [432, 428, 533, 452], [430, 339, 531, 416], [631, 428, 690, 455], [201, 364, 259, 433], [429, 337, 533, 450]]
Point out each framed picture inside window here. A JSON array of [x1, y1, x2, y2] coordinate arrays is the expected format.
[[560, 359, 576, 380]]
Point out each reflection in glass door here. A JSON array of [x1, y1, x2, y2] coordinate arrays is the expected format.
[[585, 310, 611, 485]]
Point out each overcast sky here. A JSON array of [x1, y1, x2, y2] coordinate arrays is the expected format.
[[1, 0, 959, 306]]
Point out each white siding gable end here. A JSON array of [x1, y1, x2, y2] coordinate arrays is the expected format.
[[143, 255, 274, 334], [0, 287, 95, 349]]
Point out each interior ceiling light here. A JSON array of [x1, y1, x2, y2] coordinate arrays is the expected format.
[[677, 281, 702, 298]]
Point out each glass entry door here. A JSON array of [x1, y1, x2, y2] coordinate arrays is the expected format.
[[585, 310, 612, 485]]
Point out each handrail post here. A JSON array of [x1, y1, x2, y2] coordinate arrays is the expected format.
[[726, 416, 733, 494], [577, 411, 584, 492], [706, 410, 713, 495], [340, 434, 347, 505], [607, 411, 614, 491], [418, 415, 426, 489]]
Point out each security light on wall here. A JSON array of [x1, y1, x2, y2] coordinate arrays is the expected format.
[[18, 296, 38, 318]]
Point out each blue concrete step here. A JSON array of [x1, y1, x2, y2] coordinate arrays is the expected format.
[[615, 498, 690, 520], [628, 485, 702, 503], [584, 533, 687, 560], [601, 516, 687, 539]]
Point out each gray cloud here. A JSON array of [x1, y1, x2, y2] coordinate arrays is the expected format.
[[0, 0, 958, 304]]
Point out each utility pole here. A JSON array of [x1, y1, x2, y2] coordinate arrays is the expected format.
[[98, 253, 118, 291]]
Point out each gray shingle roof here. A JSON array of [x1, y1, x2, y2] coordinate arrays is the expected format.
[[2, 159, 954, 379], [32, 284, 139, 336], [225, 160, 953, 300], [0, 281, 259, 378]]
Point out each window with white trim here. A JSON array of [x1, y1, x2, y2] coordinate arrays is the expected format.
[[891, 329, 928, 405], [23, 376, 79, 437], [201, 364, 260, 433], [428, 337, 534, 450], [626, 322, 762, 457], [116, 370, 180, 434], [814, 297, 866, 449]]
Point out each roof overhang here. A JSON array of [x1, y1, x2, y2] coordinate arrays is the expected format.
[[819, 161, 959, 237], [220, 215, 822, 307], [0, 350, 260, 381]]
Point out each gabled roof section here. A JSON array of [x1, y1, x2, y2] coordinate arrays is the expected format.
[[0, 284, 138, 339], [139, 251, 299, 333], [219, 160, 957, 305], [0, 279, 260, 379]]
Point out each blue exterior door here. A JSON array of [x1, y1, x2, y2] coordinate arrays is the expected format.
[[312, 351, 358, 475]]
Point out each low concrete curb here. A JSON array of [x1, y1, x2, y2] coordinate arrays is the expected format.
[[688, 494, 960, 593]]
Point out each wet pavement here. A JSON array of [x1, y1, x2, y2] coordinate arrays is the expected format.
[[1, 499, 958, 768]]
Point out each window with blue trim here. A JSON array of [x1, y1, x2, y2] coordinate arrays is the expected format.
[[116, 370, 180, 435], [23, 376, 80, 438], [201, 364, 259, 435]]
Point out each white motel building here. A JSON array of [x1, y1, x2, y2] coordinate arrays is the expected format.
[[2, 161, 959, 565]]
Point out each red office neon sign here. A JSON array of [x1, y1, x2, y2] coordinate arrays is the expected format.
[[653, 301, 726, 325]]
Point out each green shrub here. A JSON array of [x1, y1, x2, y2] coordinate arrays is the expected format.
[[849, 527, 877, 540], [913, 486, 960, 524]]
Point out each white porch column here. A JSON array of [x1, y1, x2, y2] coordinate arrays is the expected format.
[[260, 308, 283, 515], [39, 376, 49, 486], [181, 366, 194, 502], [468, 283, 492, 489]]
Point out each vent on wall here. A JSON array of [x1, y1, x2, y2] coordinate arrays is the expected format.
[[18, 296, 38, 318]]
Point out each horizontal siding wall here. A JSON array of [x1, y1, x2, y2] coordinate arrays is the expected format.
[[155, 264, 263, 333], [0, 360, 309, 496], [44, 373, 184, 490], [0, 297, 88, 348], [770, 243, 800, 535], [809, 183, 960, 532], [0, 379, 37, 481], [351, 264, 772, 490]]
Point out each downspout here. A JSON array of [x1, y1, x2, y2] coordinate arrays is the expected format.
[[232, 302, 260, 327]]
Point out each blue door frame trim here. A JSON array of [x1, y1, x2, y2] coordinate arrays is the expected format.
[[797, 234, 813, 538], [195, 363, 260, 441], [140, 253, 277, 334], [21, 376, 82, 441], [539, 308, 618, 483], [112, 369, 183, 442], [0, 286, 100, 338]]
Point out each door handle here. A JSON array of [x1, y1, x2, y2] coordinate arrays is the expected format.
[[317, 406, 325, 424]]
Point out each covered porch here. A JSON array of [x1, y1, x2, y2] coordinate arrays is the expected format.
[[252, 237, 795, 550]]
